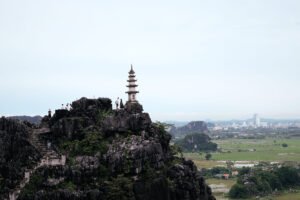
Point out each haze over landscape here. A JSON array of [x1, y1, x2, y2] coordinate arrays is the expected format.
[[1, 0, 300, 121]]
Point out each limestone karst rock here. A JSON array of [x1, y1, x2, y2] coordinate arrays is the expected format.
[[170, 121, 209, 138], [2, 98, 215, 200], [0, 118, 41, 199]]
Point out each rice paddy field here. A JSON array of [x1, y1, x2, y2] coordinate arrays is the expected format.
[[183, 137, 300, 199], [184, 137, 300, 164], [272, 192, 300, 200]]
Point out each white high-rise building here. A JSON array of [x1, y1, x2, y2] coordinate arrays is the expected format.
[[253, 114, 260, 127]]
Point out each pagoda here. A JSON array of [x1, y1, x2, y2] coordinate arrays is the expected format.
[[126, 65, 139, 103]]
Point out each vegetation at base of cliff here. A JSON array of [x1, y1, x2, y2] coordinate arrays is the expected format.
[[18, 174, 44, 200], [58, 180, 77, 191], [59, 131, 108, 156], [202, 166, 231, 178], [19, 174, 78, 199], [175, 133, 217, 152], [104, 175, 135, 200], [229, 166, 300, 199]]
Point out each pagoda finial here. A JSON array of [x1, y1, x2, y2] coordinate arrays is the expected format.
[[129, 64, 135, 74]]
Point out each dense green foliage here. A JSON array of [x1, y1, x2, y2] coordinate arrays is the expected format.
[[205, 153, 212, 160], [202, 167, 230, 178], [105, 175, 135, 200], [18, 174, 44, 200], [282, 143, 288, 148], [175, 133, 217, 152], [229, 184, 249, 199], [60, 131, 108, 156], [229, 166, 300, 199]]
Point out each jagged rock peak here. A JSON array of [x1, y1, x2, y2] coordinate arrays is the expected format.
[[71, 97, 112, 112]]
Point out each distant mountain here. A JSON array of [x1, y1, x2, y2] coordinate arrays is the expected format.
[[164, 120, 189, 127], [169, 121, 209, 138], [175, 133, 217, 152], [8, 115, 42, 125]]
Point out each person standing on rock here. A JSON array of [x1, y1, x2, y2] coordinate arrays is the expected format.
[[120, 98, 124, 109], [115, 97, 119, 110], [48, 109, 52, 118], [47, 141, 51, 149]]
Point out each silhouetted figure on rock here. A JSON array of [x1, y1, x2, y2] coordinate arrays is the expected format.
[[120, 99, 124, 109], [115, 97, 119, 110]]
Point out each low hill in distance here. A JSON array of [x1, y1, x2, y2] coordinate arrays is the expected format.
[[8, 115, 42, 125], [175, 133, 218, 152], [168, 121, 210, 139]]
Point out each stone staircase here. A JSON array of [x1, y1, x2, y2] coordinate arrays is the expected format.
[[30, 128, 58, 158], [7, 127, 66, 200]]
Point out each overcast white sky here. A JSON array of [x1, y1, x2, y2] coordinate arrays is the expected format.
[[1, 0, 300, 121]]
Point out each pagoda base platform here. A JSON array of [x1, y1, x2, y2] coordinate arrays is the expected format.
[[125, 101, 143, 114]]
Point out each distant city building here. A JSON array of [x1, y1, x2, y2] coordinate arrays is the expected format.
[[242, 121, 247, 127], [260, 122, 268, 127], [295, 123, 300, 128], [253, 114, 260, 127]]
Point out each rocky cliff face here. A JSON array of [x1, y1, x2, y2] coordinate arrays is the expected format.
[[0, 118, 41, 199], [8, 97, 215, 200]]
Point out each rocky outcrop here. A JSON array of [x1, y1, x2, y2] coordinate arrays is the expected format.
[[71, 97, 112, 112], [105, 135, 164, 174], [50, 116, 91, 139], [125, 102, 144, 114], [0, 118, 41, 199], [49, 97, 113, 139], [101, 110, 152, 134], [33, 189, 103, 200], [11, 97, 215, 200]]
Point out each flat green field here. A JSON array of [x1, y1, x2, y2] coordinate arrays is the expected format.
[[272, 191, 300, 200], [205, 178, 300, 200], [184, 138, 300, 199], [184, 138, 300, 163]]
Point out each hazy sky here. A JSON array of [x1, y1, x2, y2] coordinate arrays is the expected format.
[[1, 0, 300, 121]]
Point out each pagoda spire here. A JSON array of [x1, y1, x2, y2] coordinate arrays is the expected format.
[[126, 65, 139, 103]]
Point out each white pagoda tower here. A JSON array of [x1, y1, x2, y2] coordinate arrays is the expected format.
[[126, 65, 139, 103]]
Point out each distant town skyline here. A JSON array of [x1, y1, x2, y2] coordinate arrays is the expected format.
[[1, 0, 300, 121]]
